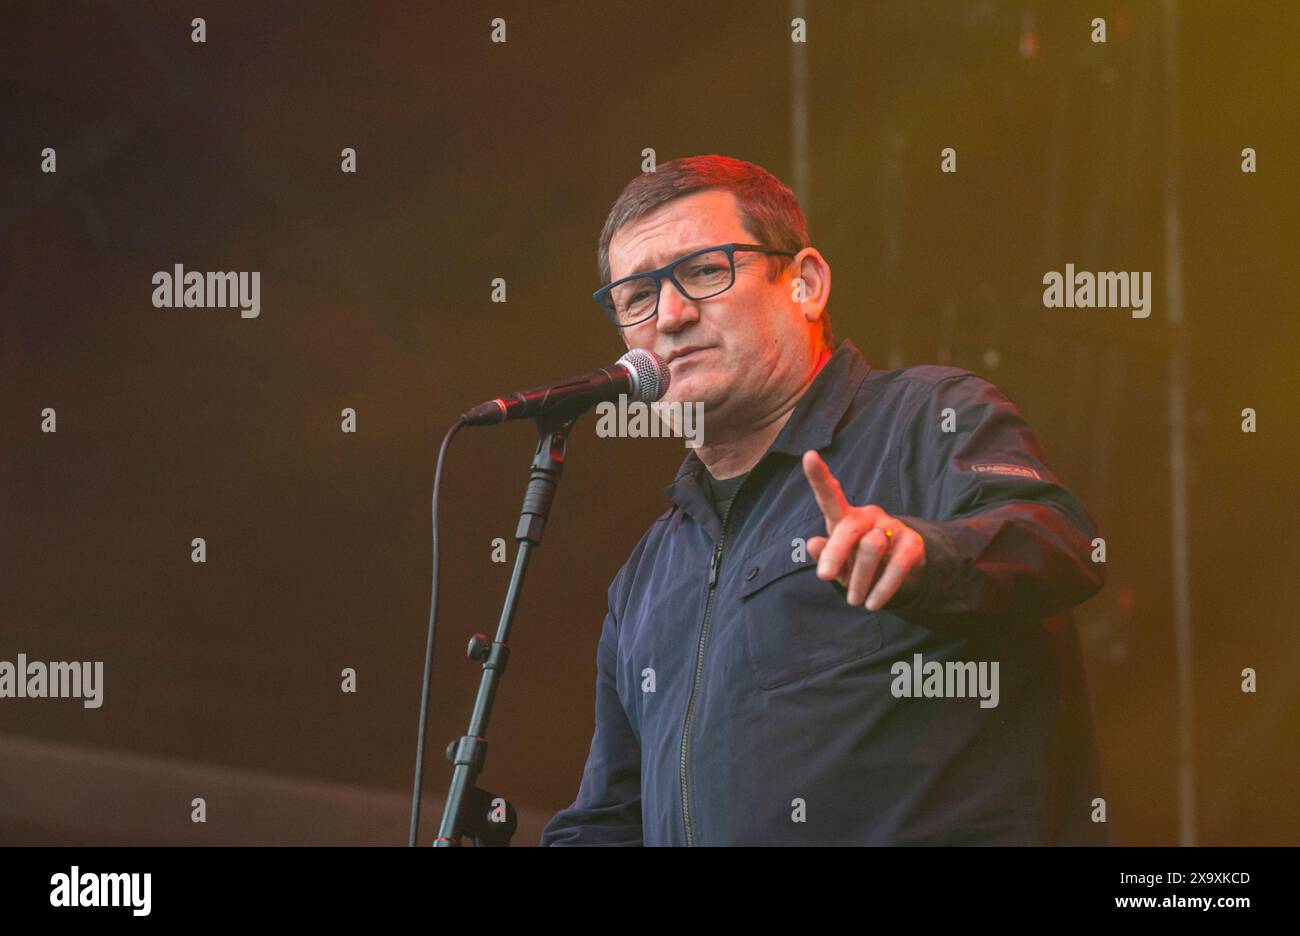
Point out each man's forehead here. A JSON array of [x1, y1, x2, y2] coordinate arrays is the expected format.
[[610, 191, 747, 277]]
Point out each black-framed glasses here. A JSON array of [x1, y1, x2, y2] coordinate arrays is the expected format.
[[594, 242, 797, 328]]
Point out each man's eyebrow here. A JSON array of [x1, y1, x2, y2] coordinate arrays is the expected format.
[[624, 243, 714, 278]]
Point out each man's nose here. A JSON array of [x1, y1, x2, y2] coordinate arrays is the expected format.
[[655, 277, 697, 332]]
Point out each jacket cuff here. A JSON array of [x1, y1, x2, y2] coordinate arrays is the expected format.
[[878, 515, 965, 617]]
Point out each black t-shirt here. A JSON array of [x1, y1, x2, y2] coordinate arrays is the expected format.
[[701, 467, 749, 520]]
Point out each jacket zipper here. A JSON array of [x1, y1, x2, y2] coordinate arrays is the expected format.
[[679, 491, 738, 847]]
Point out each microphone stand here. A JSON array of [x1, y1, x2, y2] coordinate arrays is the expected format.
[[432, 409, 578, 846]]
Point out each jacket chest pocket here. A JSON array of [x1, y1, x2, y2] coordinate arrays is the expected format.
[[738, 531, 885, 690]]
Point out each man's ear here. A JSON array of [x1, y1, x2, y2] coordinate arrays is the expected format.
[[790, 248, 830, 323]]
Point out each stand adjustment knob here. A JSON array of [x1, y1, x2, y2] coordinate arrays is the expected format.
[[467, 633, 490, 661]]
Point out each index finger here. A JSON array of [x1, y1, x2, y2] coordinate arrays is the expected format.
[[802, 449, 850, 531]]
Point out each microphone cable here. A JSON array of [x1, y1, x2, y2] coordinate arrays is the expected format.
[[408, 417, 465, 846]]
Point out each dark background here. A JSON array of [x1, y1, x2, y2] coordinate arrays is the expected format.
[[1, 0, 1296, 845]]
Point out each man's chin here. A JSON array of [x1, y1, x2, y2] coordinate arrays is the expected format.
[[663, 378, 722, 412]]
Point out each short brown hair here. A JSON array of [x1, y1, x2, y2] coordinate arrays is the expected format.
[[597, 155, 832, 349]]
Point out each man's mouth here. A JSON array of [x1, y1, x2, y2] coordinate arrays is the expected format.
[[667, 347, 712, 366]]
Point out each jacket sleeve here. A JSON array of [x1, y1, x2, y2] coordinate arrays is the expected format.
[[539, 602, 644, 846], [884, 372, 1106, 624]]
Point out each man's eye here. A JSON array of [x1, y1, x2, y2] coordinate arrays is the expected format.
[[683, 264, 723, 279]]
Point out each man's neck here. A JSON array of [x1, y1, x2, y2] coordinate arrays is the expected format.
[[695, 346, 833, 480]]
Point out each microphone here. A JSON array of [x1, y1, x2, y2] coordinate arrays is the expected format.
[[460, 349, 672, 427]]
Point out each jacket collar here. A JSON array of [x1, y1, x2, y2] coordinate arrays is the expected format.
[[662, 338, 872, 523]]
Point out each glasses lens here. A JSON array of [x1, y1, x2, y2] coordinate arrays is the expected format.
[[606, 250, 736, 327], [610, 276, 659, 325], [675, 249, 733, 298]]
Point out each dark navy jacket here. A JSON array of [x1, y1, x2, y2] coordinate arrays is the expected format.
[[541, 339, 1107, 845]]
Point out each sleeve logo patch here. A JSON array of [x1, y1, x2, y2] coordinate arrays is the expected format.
[[970, 463, 1042, 480]]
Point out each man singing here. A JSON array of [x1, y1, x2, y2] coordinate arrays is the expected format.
[[541, 155, 1107, 845]]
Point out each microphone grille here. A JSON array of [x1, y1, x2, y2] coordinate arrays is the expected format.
[[618, 349, 671, 404]]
